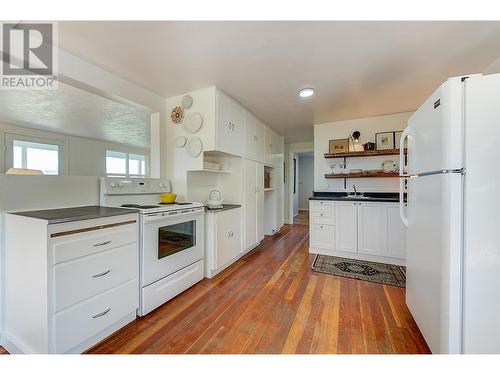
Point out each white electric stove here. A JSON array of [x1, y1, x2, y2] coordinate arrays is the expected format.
[[100, 177, 205, 316]]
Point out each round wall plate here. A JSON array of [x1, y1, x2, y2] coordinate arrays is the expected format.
[[175, 136, 187, 148], [183, 112, 203, 133], [187, 137, 203, 158], [181, 95, 193, 109]]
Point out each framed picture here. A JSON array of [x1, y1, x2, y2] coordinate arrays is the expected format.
[[394, 131, 403, 149], [375, 132, 395, 150], [329, 138, 349, 154]]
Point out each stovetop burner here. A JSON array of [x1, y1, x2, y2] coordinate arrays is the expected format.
[[158, 202, 193, 205], [121, 204, 161, 209]]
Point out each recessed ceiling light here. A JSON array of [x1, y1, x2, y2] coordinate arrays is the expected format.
[[298, 88, 315, 98]]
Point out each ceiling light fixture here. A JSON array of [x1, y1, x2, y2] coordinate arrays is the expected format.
[[298, 88, 315, 98]]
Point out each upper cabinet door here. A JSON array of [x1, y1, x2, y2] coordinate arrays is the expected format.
[[243, 111, 265, 163], [216, 90, 244, 157], [264, 126, 275, 165], [357, 202, 383, 256]]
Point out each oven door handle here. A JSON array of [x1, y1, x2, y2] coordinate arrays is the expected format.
[[143, 208, 204, 224]]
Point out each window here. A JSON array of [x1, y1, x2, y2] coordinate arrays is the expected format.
[[106, 150, 147, 177], [10, 138, 61, 175]]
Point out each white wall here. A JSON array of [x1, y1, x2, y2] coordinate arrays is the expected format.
[[0, 122, 150, 176], [298, 155, 314, 211], [314, 112, 412, 193]]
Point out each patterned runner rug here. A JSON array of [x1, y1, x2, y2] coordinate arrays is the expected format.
[[312, 255, 406, 287]]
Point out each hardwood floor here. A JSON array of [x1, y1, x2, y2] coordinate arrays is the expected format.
[[0, 224, 429, 354], [86, 224, 429, 354], [293, 210, 309, 225]]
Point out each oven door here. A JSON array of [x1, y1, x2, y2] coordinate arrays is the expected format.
[[141, 208, 204, 287]]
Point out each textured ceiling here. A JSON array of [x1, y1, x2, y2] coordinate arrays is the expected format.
[[0, 82, 152, 147], [57, 21, 500, 142]]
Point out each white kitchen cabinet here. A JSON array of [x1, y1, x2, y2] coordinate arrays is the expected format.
[[276, 166, 284, 229], [382, 203, 407, 259], [243, 159, 265, 251], [216, 89, 245, 157], [334, 201, 358, 254], [205, 207, 243, 278], [357, 202, 383, 256], [3, 212, 139, 354], [244, 110, 265, 163], [264, 125, 279, 166], [310, 224, 335, 251], [309, 199, 406, 265], [309, 200, 336, 255]]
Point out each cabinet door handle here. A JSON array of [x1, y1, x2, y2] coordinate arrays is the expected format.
[[92, 269, 111, 278], [320, 225, 324, 229], [93, 240, 111, 247], [92, 308, 111, 319], [320, 213, 324, 216]]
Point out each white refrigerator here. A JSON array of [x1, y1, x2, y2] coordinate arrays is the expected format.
[[399, 73, 500, 354]]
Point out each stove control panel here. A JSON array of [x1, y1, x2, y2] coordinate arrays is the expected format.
[[100, 177, 171, 195]]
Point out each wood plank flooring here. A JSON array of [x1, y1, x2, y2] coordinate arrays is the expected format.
[[0, 223, 430, 354], [293, 210, 309, 225], [87, 224, 429, 354]]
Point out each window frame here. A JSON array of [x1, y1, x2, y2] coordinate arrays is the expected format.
[[105, 149, 148, 178], [5, 133, 66, 175]]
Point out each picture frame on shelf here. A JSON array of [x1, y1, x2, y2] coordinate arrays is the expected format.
[[328, 138, 349, 154], [375, 132, 395, 150], [394, 130, 403, 149]]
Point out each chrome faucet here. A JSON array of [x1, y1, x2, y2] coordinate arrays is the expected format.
[[353, 184, 358, 195]]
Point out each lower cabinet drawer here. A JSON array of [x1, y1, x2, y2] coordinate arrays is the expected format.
[[311, 211, 334, 225], [310, 200, 334, 213], [52, 222, 137, 264], [54, 278, 138, 353], [54, 243, 138, 312], [141, 259, 204, 316], [310, 224, 334, 250]]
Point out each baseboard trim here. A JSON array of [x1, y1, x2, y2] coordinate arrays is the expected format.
[[309, 247, 405, 266]]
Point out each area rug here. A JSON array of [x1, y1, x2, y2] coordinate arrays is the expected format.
[[312, 255, 406, 287]]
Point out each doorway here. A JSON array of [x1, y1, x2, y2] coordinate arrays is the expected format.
[[291, 151, 314, 225]]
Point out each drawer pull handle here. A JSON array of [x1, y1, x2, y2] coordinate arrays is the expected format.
[[93, 240, 112, 247], [92, 308, 111, 319], [92, 269, 111, 278]]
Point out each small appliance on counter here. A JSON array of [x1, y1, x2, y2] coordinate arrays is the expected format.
[[207, 189, 224, 209], [363, 142, 376, 151]]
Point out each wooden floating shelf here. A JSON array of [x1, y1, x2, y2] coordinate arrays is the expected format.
[[324, 148, 405, 159], [324, 172, 400, 179]]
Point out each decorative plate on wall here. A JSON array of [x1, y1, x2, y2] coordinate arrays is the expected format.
[[181, 95, 193, 109], [183, 112, 203, 133], [175, 136, 187, 148], [186, 137, 203, 158], [170, 106, 184, 124]]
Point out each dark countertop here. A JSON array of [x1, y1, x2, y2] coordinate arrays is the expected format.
[[10, 206, 139, 224], [205, 204, 242, 213], [309, 192, 405, 203]]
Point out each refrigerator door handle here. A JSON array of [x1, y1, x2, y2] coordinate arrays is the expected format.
[[399, 176, 408, 228], [399, 127, 411, 228]]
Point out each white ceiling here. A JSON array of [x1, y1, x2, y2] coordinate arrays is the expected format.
[[0, 82, 152, 147], [58, 21, 500, 142]]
